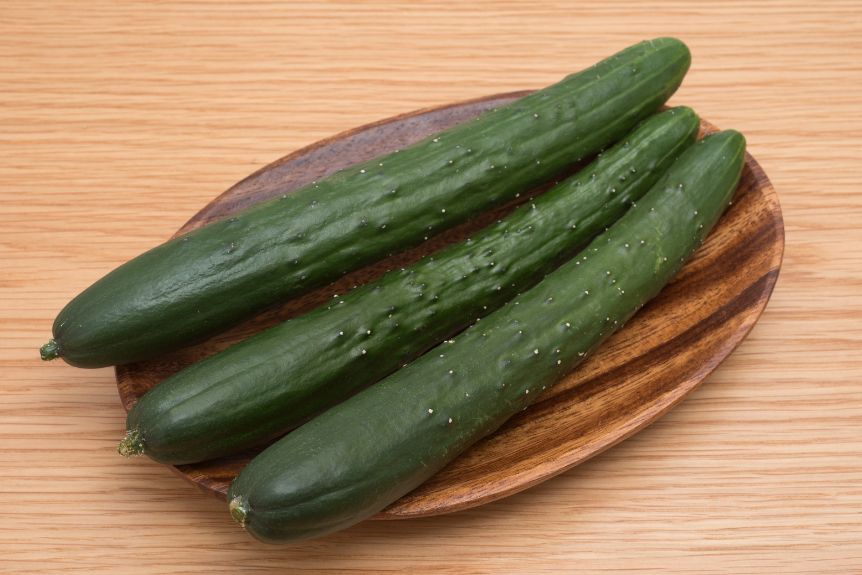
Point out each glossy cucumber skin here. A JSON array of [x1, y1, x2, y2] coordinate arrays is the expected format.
[[227, 130, 747, 543], [48, 38, 690, 368], [125, 107, 700, 464]]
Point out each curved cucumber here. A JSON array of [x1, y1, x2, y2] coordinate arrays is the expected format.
[[227, 130, 747, 543], [43, 38, 690, 368], [121, 107, 700, 464]]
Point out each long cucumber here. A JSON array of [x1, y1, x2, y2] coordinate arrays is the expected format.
[[227, 129, 747, 543], [120, 107, 700, 464], [41, 38, 691, 368]]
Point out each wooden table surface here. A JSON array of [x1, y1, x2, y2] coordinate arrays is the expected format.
[[2, 1, 860, 573]]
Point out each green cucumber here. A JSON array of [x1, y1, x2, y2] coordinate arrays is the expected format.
[[227, 130, 747, 543], [42, 38, 690, 368], [120, 107, 700, 464]]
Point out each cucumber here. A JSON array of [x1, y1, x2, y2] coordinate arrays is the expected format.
[[119, 107, 700, 464], [41, 38, 691, 368], [227, 130, 747, 543]]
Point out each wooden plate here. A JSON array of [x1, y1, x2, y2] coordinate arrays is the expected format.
[[116, 92, 784, 519]]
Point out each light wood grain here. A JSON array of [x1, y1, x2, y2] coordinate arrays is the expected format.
[[1, 1, 860, 573]]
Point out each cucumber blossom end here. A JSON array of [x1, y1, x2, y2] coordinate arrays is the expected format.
[[40, 339, 61, 361], [118, 429, 145, 458]]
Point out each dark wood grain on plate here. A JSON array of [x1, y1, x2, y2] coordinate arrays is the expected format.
[[116, 92, 783, 519]]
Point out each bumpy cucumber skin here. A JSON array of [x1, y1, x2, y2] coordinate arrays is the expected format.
[[48, 38, 691, 368], [228, 130, 747, 543], [126, 108, 700, 464]]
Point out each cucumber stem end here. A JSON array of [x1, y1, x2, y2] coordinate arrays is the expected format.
[[229, 496, 248, 529], [40, 339, 60, 361], [118, 429, 145, 457]]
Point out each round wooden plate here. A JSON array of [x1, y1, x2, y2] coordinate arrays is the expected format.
[[117, 92, 783, 519]]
